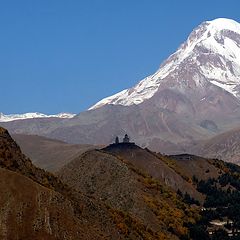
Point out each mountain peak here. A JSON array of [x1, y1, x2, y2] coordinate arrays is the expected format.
[[185, 18, 240, 47], [89, 18, 240, 110], [206, 18, 240, 32]]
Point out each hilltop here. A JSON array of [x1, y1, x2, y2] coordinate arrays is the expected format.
[[57, 141, 240, 239]]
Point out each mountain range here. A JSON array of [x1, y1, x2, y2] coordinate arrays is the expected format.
[[0, 112, 75, 122], [2, 18, 240, 163]]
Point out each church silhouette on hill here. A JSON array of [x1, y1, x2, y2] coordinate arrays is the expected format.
[[114, 134, 134, 145]]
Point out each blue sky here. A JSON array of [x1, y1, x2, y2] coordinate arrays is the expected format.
[[1, 0, 240, 114]]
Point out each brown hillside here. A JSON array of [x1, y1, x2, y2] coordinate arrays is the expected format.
[[0, 127, 125, 239], [0, 167, 90, 240], [103, 143, 204, 201], [58, 147, 199, 240], [169, 154, 220, 181]]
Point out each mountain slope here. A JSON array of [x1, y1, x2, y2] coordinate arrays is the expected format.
[[0, 167, 88, 240], [102, 143, 204, 201], [190, 127, 240, 164], [58, 145, 199, 239], [12, 134, 97, 172]]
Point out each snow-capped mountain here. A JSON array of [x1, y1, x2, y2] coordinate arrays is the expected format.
[[0, 112, 76, 122], [3, 18, 240, 154], [90, 18, 240, 110]]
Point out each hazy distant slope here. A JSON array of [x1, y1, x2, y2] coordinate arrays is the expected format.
[[190, 127, 240, 164], [12, 134, 97, 172]]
